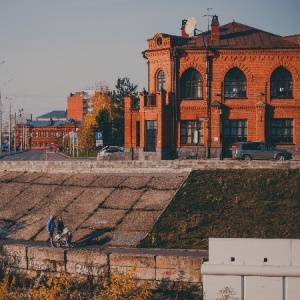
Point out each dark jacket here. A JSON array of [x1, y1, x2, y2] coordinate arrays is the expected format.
[[46, 215, 56, 233], [57, 219, 64, 234]]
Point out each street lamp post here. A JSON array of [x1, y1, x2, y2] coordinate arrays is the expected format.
[[5, 97, 12, 154], [0, 96, 2, 156], [0, 78, 12, 156]]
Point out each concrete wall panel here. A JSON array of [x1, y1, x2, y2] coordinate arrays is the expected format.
[[291, 239, 300, 266], [203, 275, 242, 300], [109, 253, 156, 280], [209, 238, 290, 266], [244, 276, 282, 300], [66, 249, 108, 276], [156, 268, 201, 283], [109, 253, 155, 269], [111, 266, 155, 280], [286, 277, 300, 300], [27, 246, 65, 272], [0, 244, 27, 269], [156, 255, 202, 270]]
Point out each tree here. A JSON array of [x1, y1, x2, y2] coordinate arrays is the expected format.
[[78, 86, 115, 149], [95, 109, 112, 146], [109, 77, 139, 116], [78, 78, 137, 149]]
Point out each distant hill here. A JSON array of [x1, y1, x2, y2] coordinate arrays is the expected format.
[[138, 169, 300, 250]]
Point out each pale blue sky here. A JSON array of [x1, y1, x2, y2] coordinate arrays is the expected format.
[[0, 0, 299, 118]]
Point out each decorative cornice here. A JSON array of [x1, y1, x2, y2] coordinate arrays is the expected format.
[[145, 50, 170, 59], [181, 106, 206, 111]]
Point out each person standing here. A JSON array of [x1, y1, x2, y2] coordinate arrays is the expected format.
[[46, 215, 56, 246], [57, 216, 65, 234]]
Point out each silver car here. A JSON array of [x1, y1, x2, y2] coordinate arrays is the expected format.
[[232, 142, 292, 161]]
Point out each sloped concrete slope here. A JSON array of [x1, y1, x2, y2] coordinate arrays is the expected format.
[[0, 171, 189, 247]]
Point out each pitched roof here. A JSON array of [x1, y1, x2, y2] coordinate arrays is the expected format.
[[28, 120, 69, 127], [37, 110, 67, 120], [176, 21, 300, 50]]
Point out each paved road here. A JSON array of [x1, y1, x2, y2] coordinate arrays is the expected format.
[[0, 150, 69, 161]]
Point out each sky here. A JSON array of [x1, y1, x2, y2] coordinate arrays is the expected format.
[[0, 0, 299, 120]]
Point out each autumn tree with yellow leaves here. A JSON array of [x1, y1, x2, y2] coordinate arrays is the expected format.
[[78, 78, 138, 150], [78, 87, 115, 150]]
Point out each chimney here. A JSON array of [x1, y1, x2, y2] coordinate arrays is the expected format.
[[211, 15, 220, 41], [181, 19, 189, 38]]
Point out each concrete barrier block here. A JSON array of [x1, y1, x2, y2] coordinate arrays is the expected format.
[[109, 253, 156, 280], [109, 253, 155, 269], [111, 266, 155, 280], [0, 244, 27, 269], [66, 249, 108, 276], [156, 268, 201, 283], [156, 255, 202, 270], [27, 246, 65, 272]]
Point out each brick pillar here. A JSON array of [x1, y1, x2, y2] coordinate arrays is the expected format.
[[124, 96, 133, 148], [255, 102, 266, 141]]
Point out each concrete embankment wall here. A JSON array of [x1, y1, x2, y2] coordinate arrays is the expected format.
[[0, 159, 299, 286], [0, 244, 206, 283], [1, 159, 300, 173]]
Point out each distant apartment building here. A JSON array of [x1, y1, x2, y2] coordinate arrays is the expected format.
[[67, 89, 96, 121]]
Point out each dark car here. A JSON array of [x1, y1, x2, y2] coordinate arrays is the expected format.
[[99, 146, 124, 154], [232, 142, 292, 161]]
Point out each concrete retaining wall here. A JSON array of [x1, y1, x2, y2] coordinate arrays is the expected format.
[[0, 244, 206, 283], [1, 159, 300, 174]]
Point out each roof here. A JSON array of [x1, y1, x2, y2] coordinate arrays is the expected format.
[[28, 120, 70, 127], [170, 21, 300, 50], [37, 110, 67, 120]]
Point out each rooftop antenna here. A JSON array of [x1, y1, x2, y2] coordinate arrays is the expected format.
[[203, 8, 213, 31], [184, 16, 197, 36]]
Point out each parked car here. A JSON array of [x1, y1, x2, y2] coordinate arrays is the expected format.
[[99, 146, 124, 153], [232, 142, 292, 161]]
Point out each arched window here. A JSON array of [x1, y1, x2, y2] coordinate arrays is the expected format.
[[270, 67, 292, 98], [180, 68, 203, 98], [157, 70, 166, 91], [224, 67, 246, 98]]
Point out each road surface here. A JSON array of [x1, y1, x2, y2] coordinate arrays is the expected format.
[[0, 150, 69, 161]]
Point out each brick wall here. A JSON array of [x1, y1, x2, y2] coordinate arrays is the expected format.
[[125, 31, 300, 160]]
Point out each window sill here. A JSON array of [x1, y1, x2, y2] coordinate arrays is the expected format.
[[180, 144, 204, 147], [271, 97, 294, 100], [225, 97, 248, 100], [181, 97, 204, 101]]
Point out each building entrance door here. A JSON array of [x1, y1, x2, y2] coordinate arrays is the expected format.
[[145, 120, 157, 152]]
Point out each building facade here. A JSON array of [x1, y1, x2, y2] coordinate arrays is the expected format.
[[67, 89, 96, 121], [124, 16, 300, 160], [14, 111, 79, 151]]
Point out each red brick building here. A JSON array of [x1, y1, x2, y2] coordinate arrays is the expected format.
[[14, 111, 79, 151], [67, 90, 96, 121], [124, 16, 300, 160]]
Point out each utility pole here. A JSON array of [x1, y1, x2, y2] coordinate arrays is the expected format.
[[5, 97, 12, 154], [0, 92, 2, 157], [0, 78, 13, 156]]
